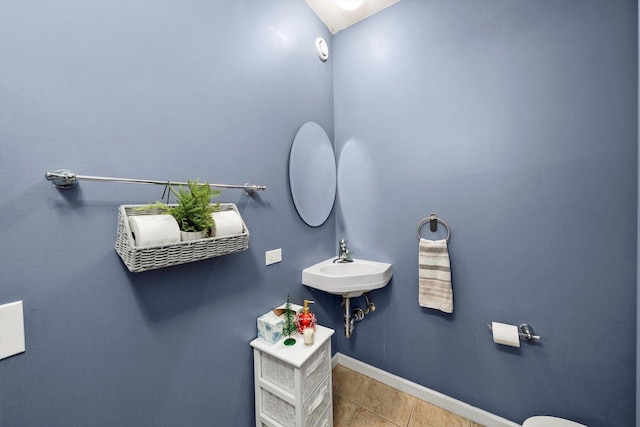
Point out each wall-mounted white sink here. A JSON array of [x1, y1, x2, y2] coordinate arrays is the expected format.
[[302, 258, 393, 298]]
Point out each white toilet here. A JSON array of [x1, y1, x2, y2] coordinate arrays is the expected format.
[[523, 416, 587, 427]]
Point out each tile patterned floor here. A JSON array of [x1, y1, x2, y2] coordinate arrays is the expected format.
[[332, 365, 485, 427]]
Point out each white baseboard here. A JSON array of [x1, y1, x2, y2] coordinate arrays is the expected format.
[[332, 352, 521, 427]]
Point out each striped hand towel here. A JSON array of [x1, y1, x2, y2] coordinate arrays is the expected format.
[[419, 238, 453, 313]]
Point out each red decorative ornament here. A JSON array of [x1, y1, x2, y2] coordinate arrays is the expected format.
[[296, 300, 317, 333]]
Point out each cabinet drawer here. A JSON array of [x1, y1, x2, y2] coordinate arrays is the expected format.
[[303, 376, 331, 427], [301, 342, 330, 402], [312, 405, 332, 427], [261, 375, 331, 427], [259, 341, 330, 402], [261, 388, 296, 427]]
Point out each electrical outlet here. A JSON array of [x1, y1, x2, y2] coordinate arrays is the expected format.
[[265, 248, 282, 265]]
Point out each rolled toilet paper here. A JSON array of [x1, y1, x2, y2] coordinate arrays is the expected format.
[[211, 210, 243, 237], [492, 322, 520, 348], [129, 215, 181, 247]]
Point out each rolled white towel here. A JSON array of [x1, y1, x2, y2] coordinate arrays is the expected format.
[[129, 215, 181, 247], [211, 210, 244, 237]]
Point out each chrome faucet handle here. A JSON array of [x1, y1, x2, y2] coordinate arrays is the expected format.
[[336, 239, 353, 262]]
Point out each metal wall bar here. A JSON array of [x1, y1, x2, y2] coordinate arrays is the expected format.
[[45, 169, 266, 194]]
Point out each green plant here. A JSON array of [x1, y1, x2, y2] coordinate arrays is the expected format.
[[283, 294, 297, 346], [141, 179, 221, 233]]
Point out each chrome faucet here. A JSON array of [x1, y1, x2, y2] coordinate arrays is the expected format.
[[335, 239, 353, 263]]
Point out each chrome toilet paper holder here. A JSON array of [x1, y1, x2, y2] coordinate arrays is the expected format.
[[486, 322, 541, 342]]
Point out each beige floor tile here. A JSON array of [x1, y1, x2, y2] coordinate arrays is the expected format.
[[360, 379, 416, 426], [408, 399, 470, 427], [349, 405, 402, 427], [332, 365, 372, 404], [333, 395, 358, 427], [332, 364, 479, 427]]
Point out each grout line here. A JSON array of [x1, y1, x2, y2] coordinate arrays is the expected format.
[[406, 397, 417, 427]]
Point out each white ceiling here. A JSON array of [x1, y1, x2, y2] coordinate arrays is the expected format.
[[305, 0, 400, 34]]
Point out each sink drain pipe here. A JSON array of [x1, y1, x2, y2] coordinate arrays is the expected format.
[[342, 293, 376, 338]]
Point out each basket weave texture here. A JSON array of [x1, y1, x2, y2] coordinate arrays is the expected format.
[[115, 203, 249, 272]]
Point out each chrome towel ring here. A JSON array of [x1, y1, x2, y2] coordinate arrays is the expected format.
[[417, 213, 451, 242]]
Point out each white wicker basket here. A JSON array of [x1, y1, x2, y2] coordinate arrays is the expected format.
[[115, 203, 249, 272]]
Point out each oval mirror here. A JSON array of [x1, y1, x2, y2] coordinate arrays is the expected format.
[[289, 122, 337, 227]]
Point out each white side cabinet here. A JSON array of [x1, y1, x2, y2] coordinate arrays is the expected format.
[[251, 325, 335, 427]]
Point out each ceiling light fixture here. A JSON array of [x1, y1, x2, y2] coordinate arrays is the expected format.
[[305, 0, 400, 34], [335, 0, 364, 11]]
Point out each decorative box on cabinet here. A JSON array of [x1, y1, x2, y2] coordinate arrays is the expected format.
[[250, 325, 335, 427]]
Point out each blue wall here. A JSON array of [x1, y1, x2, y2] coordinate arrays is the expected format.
[[333, 1, 637, 426], [0, 1, 336, 426], [0, 1, 637, 426]]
